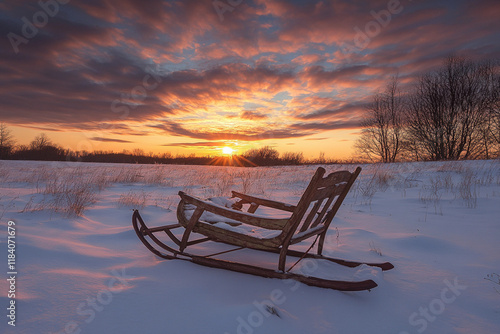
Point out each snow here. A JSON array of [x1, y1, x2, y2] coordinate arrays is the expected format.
[[1, 159, 500, 334]]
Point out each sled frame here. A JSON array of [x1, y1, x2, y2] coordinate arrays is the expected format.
[[132, 167, 394, 291]]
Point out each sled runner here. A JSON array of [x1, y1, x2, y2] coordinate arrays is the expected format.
[[132, 167, 394, 291]]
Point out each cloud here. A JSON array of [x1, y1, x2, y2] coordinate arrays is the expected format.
[[163, 141, 225, 148], [291, 120, 361, 131], [292, 54, 326, 65], [298, 102, 368, 120], [301, 64, 389, 89], [90, 137, 134, 143], [240, 111, 268, 120], [305, 137, 329, 141], [150, 120, 310, 141]]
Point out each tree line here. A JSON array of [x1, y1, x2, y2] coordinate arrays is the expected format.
[[356, 56, 500, 162], [0, 129, 342, 166]]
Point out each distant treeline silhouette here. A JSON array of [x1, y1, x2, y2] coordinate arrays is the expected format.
[[0, 131, 344, 166]]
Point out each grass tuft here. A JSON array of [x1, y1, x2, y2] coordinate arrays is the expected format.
[[118, 190, 150, 209]]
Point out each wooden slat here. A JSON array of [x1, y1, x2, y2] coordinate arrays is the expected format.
[[281, 167, 326, 234], [147, 224, 181, 233], [317, 167, 362, 254], [311, 195, 335, 228], [291, 226, 326, 244], [231, 191, 296, 212], [320, 167, 361, 228], [180, 206, 204, 251], [316, 170, 351, 188], [179, 192, 288, 230], [310, 184, 344, 201], [248, 203, 259, 213], [278, 167, 326, 270], [193, 222, 282, 250], [299, 199, 324, 232]]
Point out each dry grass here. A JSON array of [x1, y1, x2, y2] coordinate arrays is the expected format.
[[484, 273, 500, 294], [210, 170, 236, 197], [416, 167, 484, 211], [111, 166, 144, 184], [22, 182, 98, 217], [152, 194, 177, 211], [0, 167, 9, 180], [118, 189, 150, 209], [369, 241, 383, 256], [182, 168, 279, 198], [419, 176, 443, 205], [235, 169, 273, 195], [0, 197, 16, 221], [354, 167, 395, 206], [237, 169, 258, 194], [62, 182, 98, 216], [20, 166, 100, 216], [457, 169, 478, 208]]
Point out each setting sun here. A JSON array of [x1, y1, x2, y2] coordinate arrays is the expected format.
[[222, 147, 234, 155]]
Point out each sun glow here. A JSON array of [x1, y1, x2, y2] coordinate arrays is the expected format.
[[222, 147, 234, 155]]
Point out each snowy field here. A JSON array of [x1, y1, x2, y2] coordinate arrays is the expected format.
[[1, 159, 500, 334]]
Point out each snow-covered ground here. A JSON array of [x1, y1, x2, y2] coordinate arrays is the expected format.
[[1, 159, 499, 334]]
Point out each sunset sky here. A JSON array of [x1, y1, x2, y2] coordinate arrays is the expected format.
[[1, 0, 500, 159]]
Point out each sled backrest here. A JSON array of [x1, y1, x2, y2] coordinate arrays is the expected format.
[[284, 167, 361, 241]]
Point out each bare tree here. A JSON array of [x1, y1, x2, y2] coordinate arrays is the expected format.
[[0, 123, 14, 147], [29, 133, 53, 151], [132, 148, 145, 156], [0, 123, 15, 159], [485, 63, 500, 157], [243, 146, 280, 165], [281, 151, 304, 165], [356, 76, 405, 162], [406, 56, 498, 160], [491, 102, 500, 157]]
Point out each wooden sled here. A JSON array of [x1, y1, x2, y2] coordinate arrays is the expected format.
[[132, 167, 394, 291]]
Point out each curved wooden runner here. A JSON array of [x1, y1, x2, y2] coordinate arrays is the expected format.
[[133, 209, 386, 292]]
